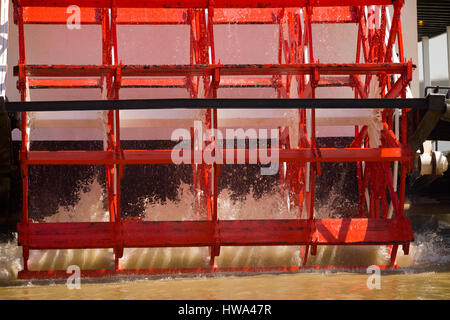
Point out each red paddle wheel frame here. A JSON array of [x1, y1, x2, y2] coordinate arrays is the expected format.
[[14, 0, 414, 279]]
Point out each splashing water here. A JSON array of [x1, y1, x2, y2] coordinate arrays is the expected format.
[[1, 177, 449, 282], [0, 235, 22, 282]]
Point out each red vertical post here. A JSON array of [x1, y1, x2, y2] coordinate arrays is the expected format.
[[354, 25, 364, 218], [101, 8, 115, 225], [306, 6, 316, 221], [358, 6, 369, 63], [295, 10, 306, 216], [17, 4, 30, 271], [390, 243, 398, 267], [111, 4, 121, 220], [188, 10, 200, 219], [384, 1, 402, 63], [302, 5, 317, 266], [112, 3, 123, 271], [209, 6, 220, 268], [397, 1, 406, 220]]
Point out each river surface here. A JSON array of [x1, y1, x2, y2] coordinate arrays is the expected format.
[[1, 272, 450, 300]]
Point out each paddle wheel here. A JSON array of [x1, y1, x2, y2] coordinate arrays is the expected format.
[[4, 0, 421, 279]]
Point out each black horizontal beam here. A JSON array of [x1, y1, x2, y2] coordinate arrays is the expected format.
[[2, 96, 446, 112]]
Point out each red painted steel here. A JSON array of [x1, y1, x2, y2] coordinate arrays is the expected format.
[[21, 7, 357, 25], [17, 218, 412, 249], [21, 148, 412, 165], [14, 0, 415, 278], [17, 63, 412, 77], [17, 1, 400, 8]]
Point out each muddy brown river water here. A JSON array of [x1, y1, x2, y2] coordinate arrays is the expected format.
[[0, 272, 449, 300]]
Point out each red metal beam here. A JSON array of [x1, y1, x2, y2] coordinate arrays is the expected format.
[[381, 122, 400, 148], [18, 218, 413, 250], [21, 147, 412, 165], [313, 218, 412, 244], [213, 9, 278, 24], [317, 76, 352, 87], [357, 7, 370, 63], [311, 6, 358, 24], [17, 63, 411, 77], [22, 7, 101, 25], [351, 75, 368, 98], [218, 77, 273, 87], [116, 8, 186, 25], [22, 8, 281, 25], [16, 1, 399, 9], [384, 2, 402, 63]]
